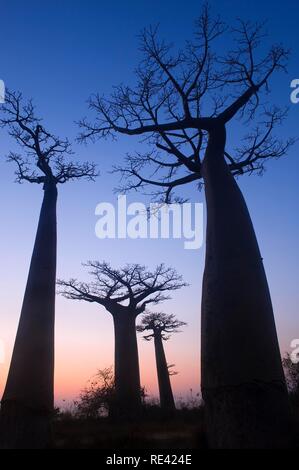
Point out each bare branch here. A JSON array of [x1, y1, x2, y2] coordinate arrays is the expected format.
[[226, 107, 296, 176], [78, 6, 291, 203], [58, 262, 187, 317], [137, 312, 187, 341], [1, 90, 98, 186]]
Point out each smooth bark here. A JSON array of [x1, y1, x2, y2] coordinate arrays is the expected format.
[[0, 182, 57, 449], [201, 125, 290, 448], [113, 312, 142, 418], [154, 333, 176, 414]]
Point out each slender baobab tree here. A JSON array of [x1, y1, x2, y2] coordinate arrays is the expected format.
[[0, 91, 97, 449], [58, 262, 186, 418], [137, 312, 186, 414], [78, 5, 294, 448]]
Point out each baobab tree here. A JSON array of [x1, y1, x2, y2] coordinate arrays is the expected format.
[[58, 262, 186, 418], [78, 5, 294, 448], [0, 91, 97, 449], [137, 312, 186, 414]]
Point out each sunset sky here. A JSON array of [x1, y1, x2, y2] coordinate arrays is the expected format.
[[0, 0, 298, 407]]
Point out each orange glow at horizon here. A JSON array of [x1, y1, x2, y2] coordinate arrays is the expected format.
[[0, 296, 201, 408]]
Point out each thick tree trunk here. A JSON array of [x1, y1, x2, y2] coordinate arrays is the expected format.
[[154, 334, 176, 414], [201, 125, 290, 449], [0, 182, 57, 449], [112, 312, 142, 419]]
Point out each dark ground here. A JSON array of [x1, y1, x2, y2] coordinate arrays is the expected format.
[[53, 408, 206, 449], [53, 405, 299, 449]]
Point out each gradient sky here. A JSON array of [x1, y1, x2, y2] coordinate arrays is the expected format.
[[0, 0, 298, 406]]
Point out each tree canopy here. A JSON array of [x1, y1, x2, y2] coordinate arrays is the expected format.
[[1, 91, 97, 186], [137, 312, 187, 341], [58, 262, 187, 316], [79, 4, 294, 203]]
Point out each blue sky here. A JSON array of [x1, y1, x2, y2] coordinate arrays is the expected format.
[[0, 0, 298, 403]]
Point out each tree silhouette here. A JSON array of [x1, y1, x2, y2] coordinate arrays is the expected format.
[[137, 312, 186, 414], [75, 367, 115, 419], [58, 262, 186, 419], [0, 91, 97, 449], [79, 5, 293, 447]]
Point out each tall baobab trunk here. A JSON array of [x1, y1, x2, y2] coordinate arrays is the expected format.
[[0, 181, 57, 449], [154, 333, 176, 414], [201, 125, 290, 449], [112, 312, 142, 418]]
